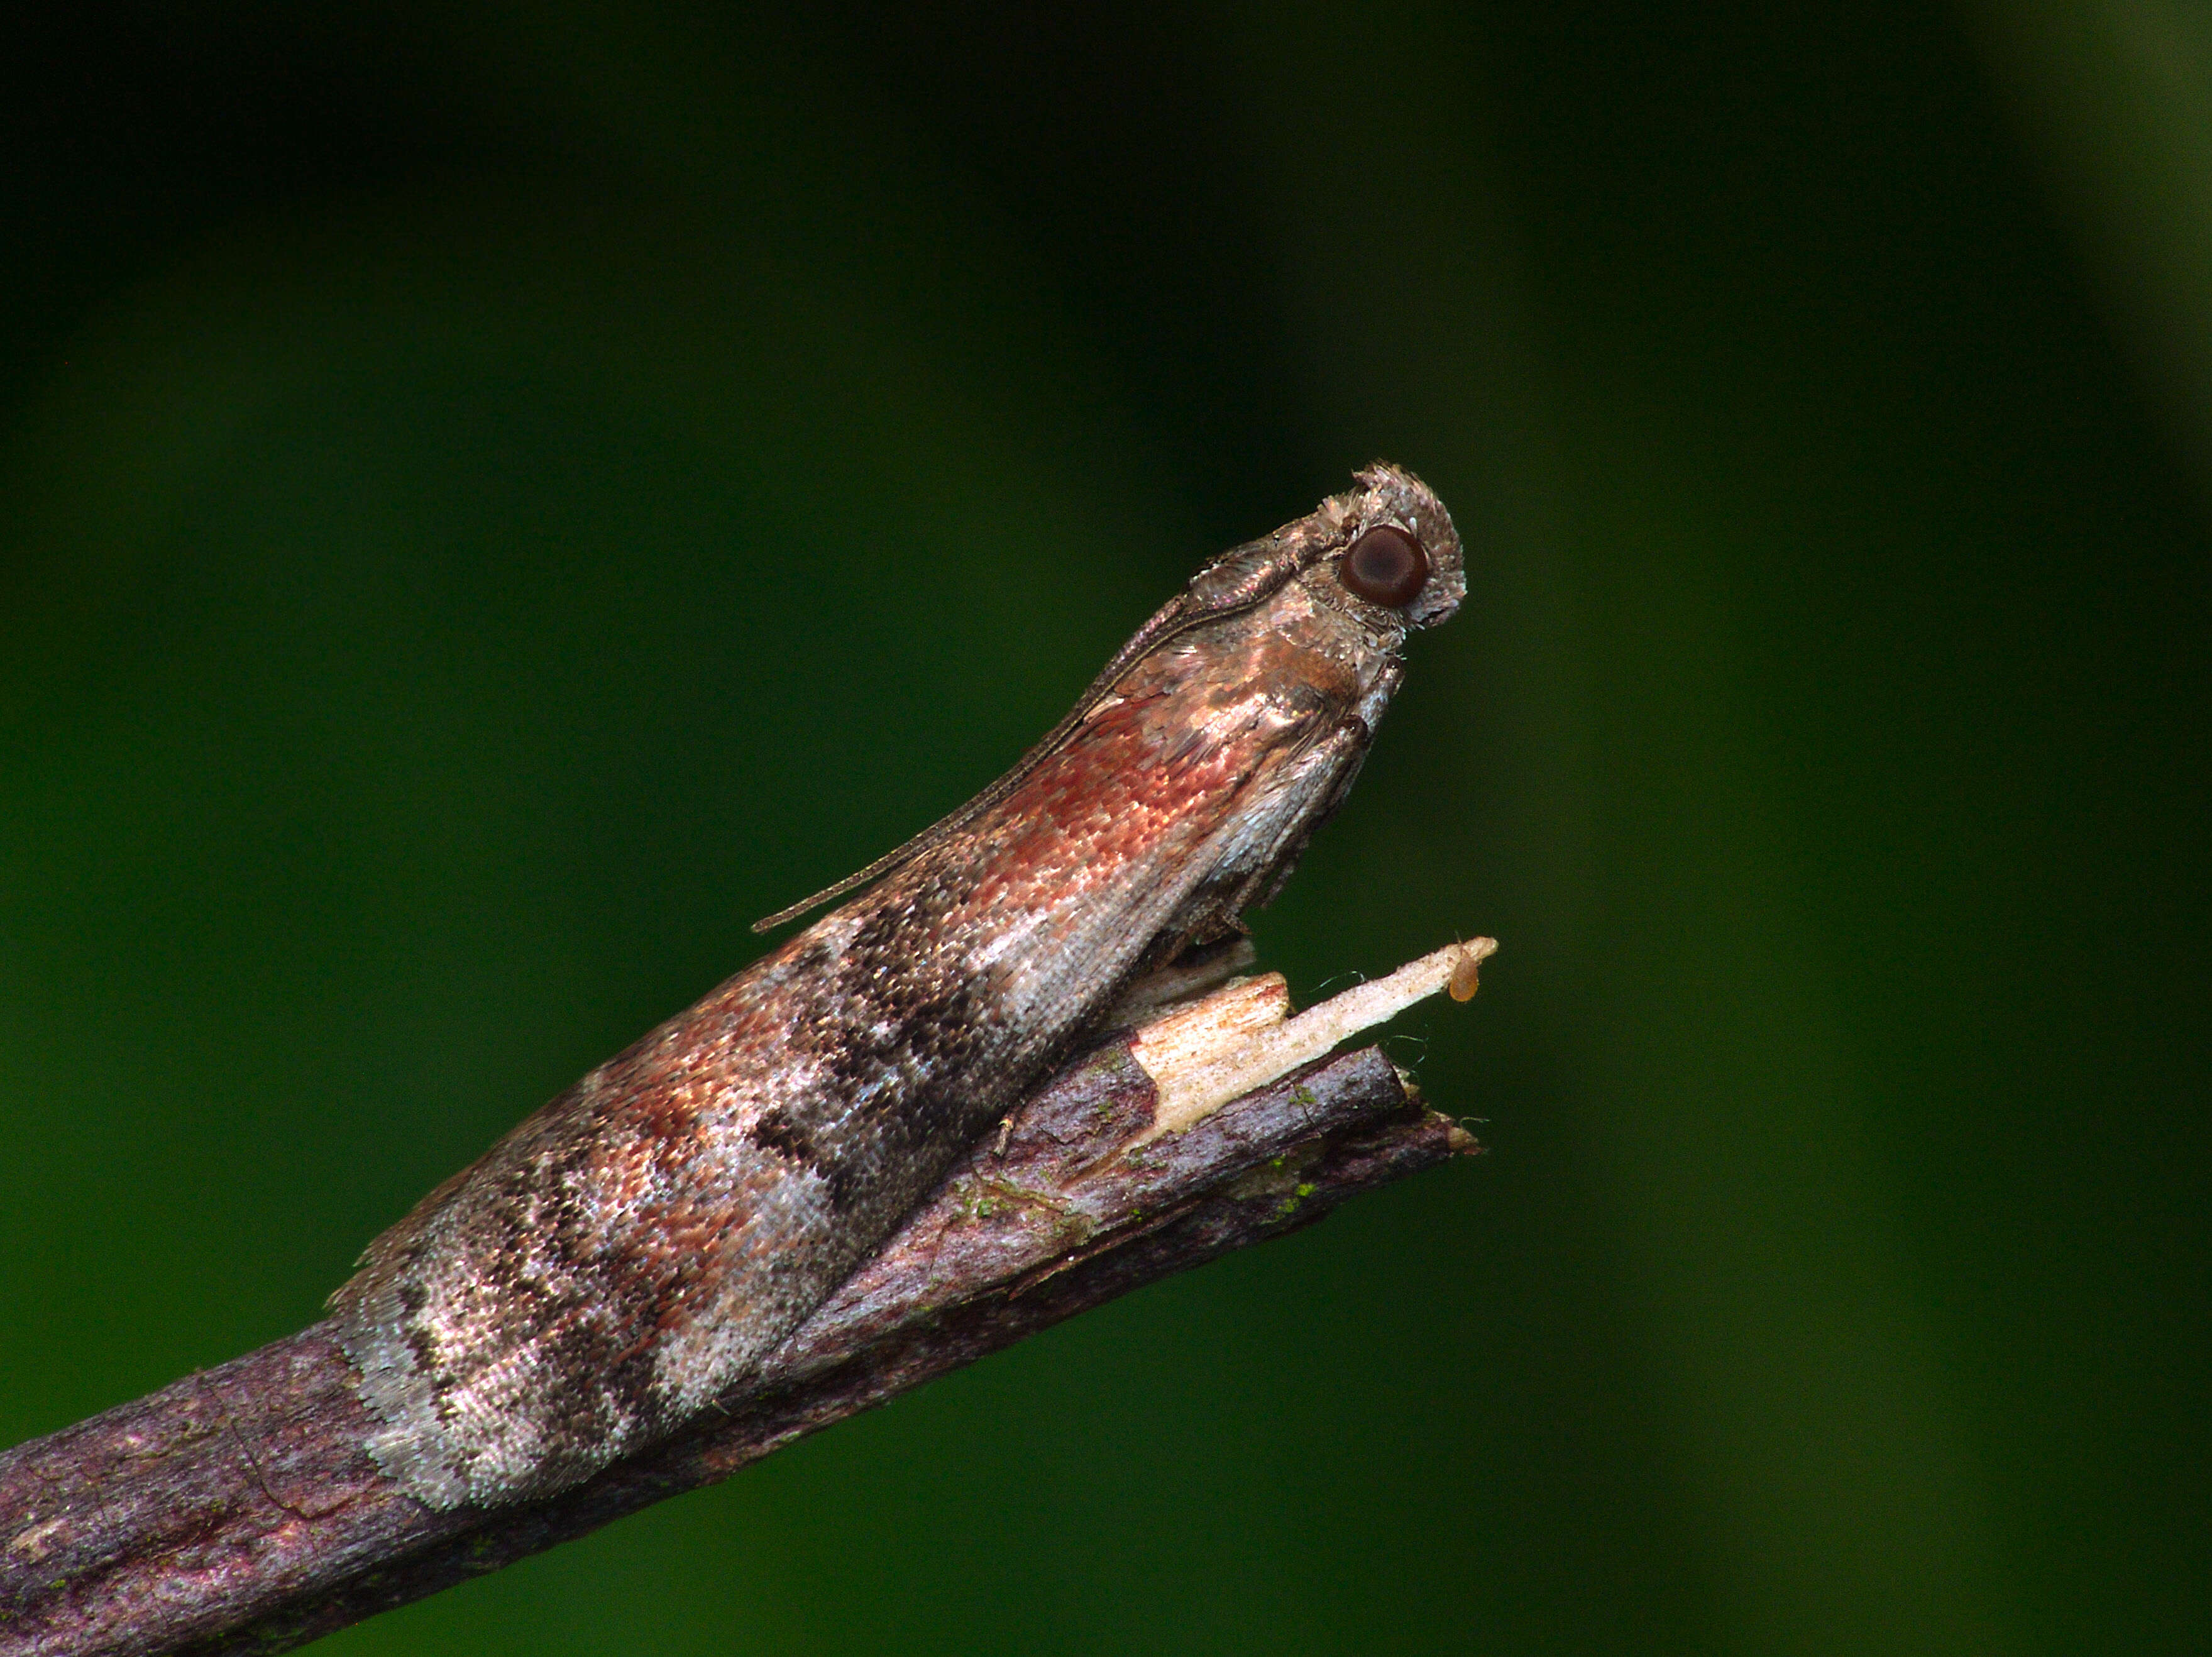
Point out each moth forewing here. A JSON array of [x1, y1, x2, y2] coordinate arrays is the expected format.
[[330, 463, 1463, 1507]]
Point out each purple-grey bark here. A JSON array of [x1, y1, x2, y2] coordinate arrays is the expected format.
[[0, 1033, 1473, 1657]]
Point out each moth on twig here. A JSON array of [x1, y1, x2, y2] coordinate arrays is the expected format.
[[327, 464, 1468, 1508], [0, 965, 1490, 1657]]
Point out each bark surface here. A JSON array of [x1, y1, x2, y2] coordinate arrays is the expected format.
[[0, 1030, 1473, 1657]]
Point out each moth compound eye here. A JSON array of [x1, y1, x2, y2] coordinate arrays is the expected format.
[[1338, 525, 1429, 608]]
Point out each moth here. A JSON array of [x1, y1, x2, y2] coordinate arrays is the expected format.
[[329, 464, 1465, 1508]]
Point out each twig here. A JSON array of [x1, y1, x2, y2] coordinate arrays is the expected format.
[[0, 944, 1492, 1656]]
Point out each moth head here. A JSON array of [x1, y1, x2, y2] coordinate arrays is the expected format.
[[1311, 462, 1466, 636]]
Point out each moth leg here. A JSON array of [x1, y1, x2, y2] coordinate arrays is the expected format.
[[1217, 713, 1375, 922], [1101, 935, 1261, 1027]]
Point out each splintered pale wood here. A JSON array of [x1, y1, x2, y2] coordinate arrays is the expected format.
[[0, 945, 1490, 1657]]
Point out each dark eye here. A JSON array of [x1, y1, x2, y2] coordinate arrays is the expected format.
[[1338, 525, 1429, 608]]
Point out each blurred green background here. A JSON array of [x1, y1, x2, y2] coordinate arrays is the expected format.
[[3, 3, 2206, 1653]]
